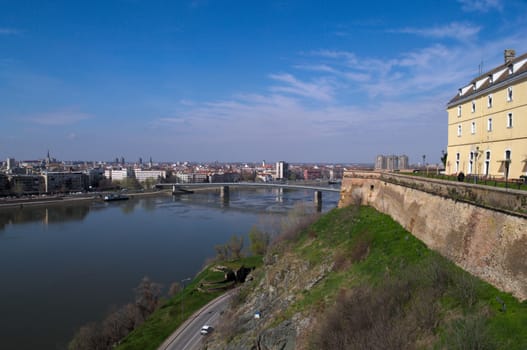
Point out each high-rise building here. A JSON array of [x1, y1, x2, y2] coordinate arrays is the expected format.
[[375, 154, 409, 171], [275, 161, 289, 180], [6, 157, 15, 170]]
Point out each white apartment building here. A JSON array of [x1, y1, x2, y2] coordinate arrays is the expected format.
[[134, 169, 166, 182], [104, 168, 132, 181]]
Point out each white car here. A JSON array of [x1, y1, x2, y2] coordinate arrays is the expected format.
[[200, 325, 213, 335]]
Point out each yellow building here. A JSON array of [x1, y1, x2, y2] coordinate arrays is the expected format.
[[446, 49, 527, 180]]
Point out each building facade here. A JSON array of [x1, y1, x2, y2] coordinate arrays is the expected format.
[[43, 171, 86, 193], [446, 49, 527, 180], [134, 169, 166, 182], [375, 154, 409, 171], [104, 168, 132, 181], [275, 161, 289, 180]]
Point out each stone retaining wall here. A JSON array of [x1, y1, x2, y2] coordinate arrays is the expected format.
[[339, 171, 527, 300]]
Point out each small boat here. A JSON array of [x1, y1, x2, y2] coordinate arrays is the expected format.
[[103, 194, 129, 201]]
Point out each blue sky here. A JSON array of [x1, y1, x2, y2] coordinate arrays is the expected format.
[[1, 0, 527, 164]]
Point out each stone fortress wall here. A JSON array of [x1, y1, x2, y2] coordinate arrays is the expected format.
[[339, 171, 527, 300]]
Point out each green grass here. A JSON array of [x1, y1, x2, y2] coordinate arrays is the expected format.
[[279, 205, 527, 349], [116, 256, 263, 350]]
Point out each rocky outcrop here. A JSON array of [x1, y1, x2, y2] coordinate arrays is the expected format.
[[204, 252, 333, 350]]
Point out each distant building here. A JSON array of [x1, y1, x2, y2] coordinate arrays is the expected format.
[[6, 158, 16, 171], [446, 49, 527, 179], [375, 154, 409, 171], [8, 175, 45, 194], [105, 168, 132, 181], [0, 174, 10, 195], [84, 168, 105, 188], [43, 171, 86, 193], [175, 173, 208, 183], [304, 168, 322, 180], [209, 172, 240, 183], [275, 161, 289, 180], [134, 169, 166, 182]]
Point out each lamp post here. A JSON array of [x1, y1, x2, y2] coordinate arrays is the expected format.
[[181, 277, 191, 321], [474, 147, 480, 184]]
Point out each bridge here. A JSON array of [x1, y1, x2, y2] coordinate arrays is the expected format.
[[156, 182, 341, 209]]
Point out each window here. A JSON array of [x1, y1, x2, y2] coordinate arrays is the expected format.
[[455, 153, 460, 173], [487, 94, 493, 108], [487, 118, 493, 131], [471, 101, 476, 113], [504, 150, 512, 179], [488, 74, 493, 83], [507, 87, 513, 102], [484, 151, 491, 176], [457, 124, 462, 137], [507, 113, 513, 128], [508, 65, 514, 75], [471, 121, 476, 134], [468, 152, 474, 174], [457, 105, 462, 117]]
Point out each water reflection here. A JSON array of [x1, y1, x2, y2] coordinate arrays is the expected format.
[[0, 203, 91, 231]]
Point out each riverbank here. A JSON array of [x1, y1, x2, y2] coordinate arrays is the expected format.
[[0, 190, 173, 209]]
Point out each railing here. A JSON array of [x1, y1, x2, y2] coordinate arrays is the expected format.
[[409, 171, 527, 191]]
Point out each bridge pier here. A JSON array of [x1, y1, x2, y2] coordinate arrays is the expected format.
[[172, 185, 177, 195], [220, 186, 230, 207], [220, 186, 230, 199], [314, 190, 322, 212]]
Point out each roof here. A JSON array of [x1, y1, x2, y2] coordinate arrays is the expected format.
[[448, 51, 527, 106]]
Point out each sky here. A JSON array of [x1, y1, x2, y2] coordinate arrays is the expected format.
[[1, 0, 527, 164]]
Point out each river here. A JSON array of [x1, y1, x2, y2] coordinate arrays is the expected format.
[[0, 187, 339, 350]]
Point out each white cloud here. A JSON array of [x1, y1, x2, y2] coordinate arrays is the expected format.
[[396, 22, 481, 41], [458, 0, 503, 12], [268, 73, 335, 101]]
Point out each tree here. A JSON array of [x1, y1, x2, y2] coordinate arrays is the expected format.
[[441, 150, 448, 168], [248, 226, 270, 255], [228, 235, 244, 259], [215, 244, 230, 260], [134, 276, 162, 323], [68, 322, 105, 350], [168, 282, 181, 297]]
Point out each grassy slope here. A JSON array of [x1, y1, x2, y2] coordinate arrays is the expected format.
[[284, 206, 527, 349]]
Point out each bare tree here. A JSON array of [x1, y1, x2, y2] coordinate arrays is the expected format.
[[134, 276, 162, 324], [228, 234, 244, 259], [215, 244, 230, 260], [68, 322, 105, 350], [168, 282, 181, 297]]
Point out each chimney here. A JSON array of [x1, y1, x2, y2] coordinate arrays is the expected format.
[[504, 49, 516, 63]]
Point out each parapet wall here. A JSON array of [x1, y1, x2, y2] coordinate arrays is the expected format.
[[339, 171, 527, 300]]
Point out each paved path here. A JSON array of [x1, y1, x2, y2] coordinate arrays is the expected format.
[[158, 290, 235, 350]]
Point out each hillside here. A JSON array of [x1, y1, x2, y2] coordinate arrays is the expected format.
[[203, 205, 527, 350]]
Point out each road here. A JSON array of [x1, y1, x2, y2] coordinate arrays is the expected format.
[[158, 291, 234, 350]]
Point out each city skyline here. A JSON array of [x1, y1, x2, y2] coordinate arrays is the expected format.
[[2, 0, 527, 163]]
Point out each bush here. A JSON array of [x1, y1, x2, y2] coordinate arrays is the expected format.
[[444, 315, 494, 350]]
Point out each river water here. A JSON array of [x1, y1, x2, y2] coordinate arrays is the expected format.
[[0, 187, 339, 350]]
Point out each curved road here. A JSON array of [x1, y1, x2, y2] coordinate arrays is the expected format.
[[158, 291, 234, 350]]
